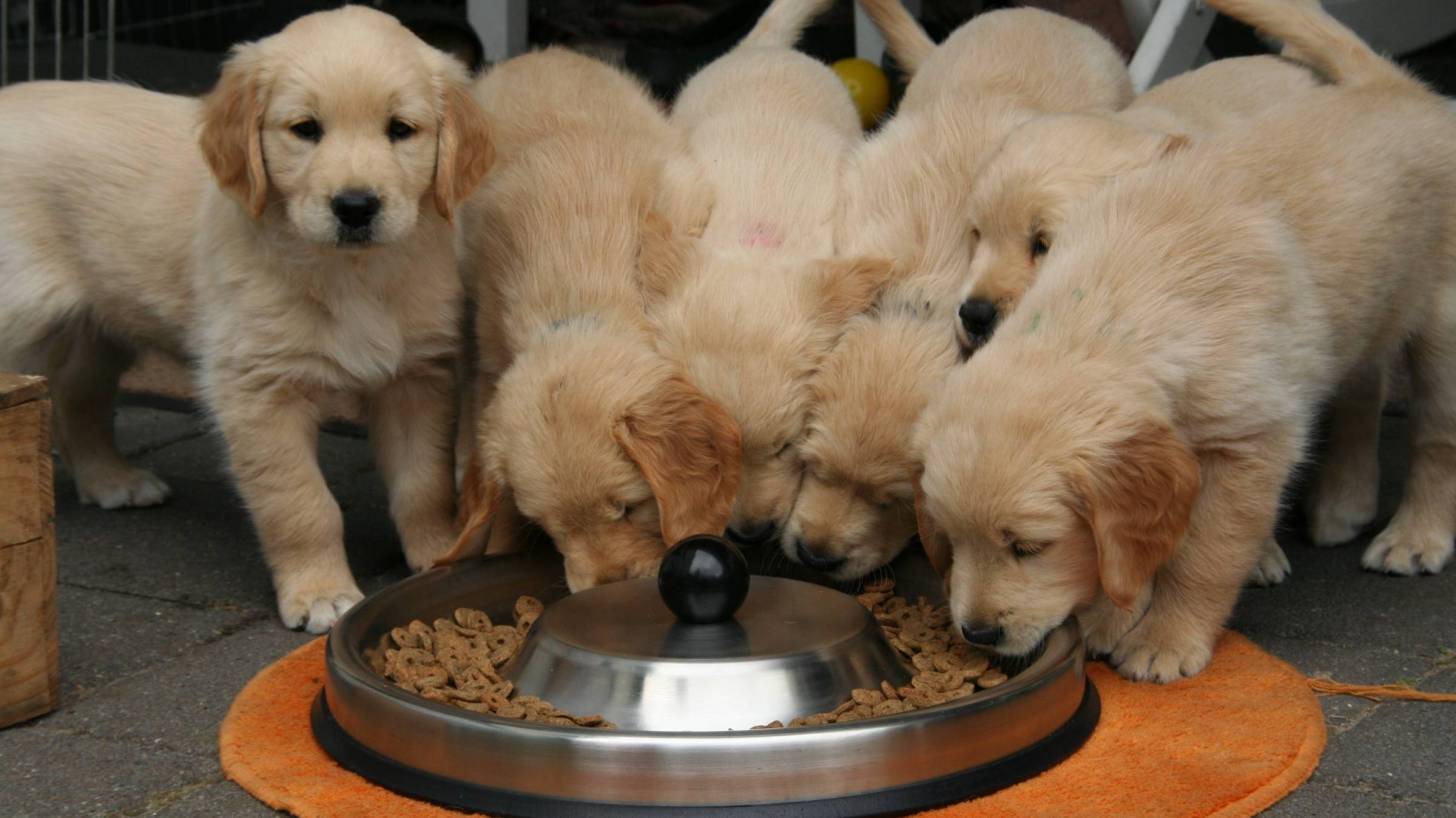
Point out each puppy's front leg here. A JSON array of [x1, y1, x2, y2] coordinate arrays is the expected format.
[[212, 379, 361, 633], [1111, 432, 1302, 682], [370, 359, 458, 571]]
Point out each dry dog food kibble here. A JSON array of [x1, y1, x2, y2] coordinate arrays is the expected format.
[[756, 578, 1006, 729], [368, 597, 617, 730], [372, 581, 1007, 731]]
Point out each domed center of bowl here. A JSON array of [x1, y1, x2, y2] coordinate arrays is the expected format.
[[500, 576, 911, 731]]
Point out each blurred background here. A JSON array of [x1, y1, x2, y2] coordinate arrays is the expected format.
[[1, 1, 1454, 108]]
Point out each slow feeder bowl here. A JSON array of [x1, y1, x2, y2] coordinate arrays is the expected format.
[[312, 537, 1098, 816]]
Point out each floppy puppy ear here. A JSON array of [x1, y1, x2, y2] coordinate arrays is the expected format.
[[199, 44, 269, 218], [433, 82, 495, 222], [912, 473, 951, 576], [434, 448, 504, 565], [615, 375, 742, 544], [1072, 421, 1199, 609], [808, 256, 896, 325]]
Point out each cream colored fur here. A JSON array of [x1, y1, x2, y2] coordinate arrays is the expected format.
[[914, 0, 1456, 682], [446, 48, 741, 593], [782, 4, 1131, 576], [0, 7, 492, 633], [957, 55, 1323, 586], [648, 0, 892, 544]]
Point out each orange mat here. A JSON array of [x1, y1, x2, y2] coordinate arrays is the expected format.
[[221, 632, 1324, 818]]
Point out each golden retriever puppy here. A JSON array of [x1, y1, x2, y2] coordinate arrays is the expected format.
[[780, 2, 1130, 577], [913, 0, 1456, 682], [956, 56, 1320, 348], [954, 55, 1322, 587], [648, 0, 892, 546], [441, 48, 740, 592], [0, 7, 491, 632]]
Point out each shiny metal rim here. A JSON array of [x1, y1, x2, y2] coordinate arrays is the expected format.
[[319, 551, 1094, 811]]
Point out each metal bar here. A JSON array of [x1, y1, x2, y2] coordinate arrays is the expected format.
[[54, 0, 62, 78], [467, 0, 528, 64], [83, 0, 90, 79], [1127, 0, 1215, 93], [2, 0, 9, 86], [28, 0, 36, 81], [106, 0, 114, 80]]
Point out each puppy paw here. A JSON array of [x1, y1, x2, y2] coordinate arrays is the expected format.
[[1307, 495, 1376, 547], [1079, 595, 1147, 657], [1362, 524, 1454, 575], [402, 527, 457, 573], [76, 465, 172, 509], [1247, 539, 1291, 587], [1109, 619, 1215, 683], [277, 577, 365, 634]]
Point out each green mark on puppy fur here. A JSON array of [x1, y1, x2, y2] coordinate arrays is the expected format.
[[1072, 288, 1085, 302], [1025, 311, 1043, 334]]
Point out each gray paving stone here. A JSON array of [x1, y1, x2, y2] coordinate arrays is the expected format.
[[1314, 690, 1456, 806], [0, 727, 215, 818], [43, 619, 314, 758], [55, 585, 259, 702], [1267, 780, 1456, 817], [143, 779, 280, 817]]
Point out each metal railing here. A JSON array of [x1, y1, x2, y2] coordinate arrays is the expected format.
[[1, 0, 266, 87]]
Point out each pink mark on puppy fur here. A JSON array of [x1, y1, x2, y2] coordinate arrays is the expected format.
[[742, 221, 785, 249]]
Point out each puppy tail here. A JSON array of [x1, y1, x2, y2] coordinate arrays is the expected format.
[[1204, 0, 1424, 93], [742, 0, 836, 49], [858, 0, 935, 75]]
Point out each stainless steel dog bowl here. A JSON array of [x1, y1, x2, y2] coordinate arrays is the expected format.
[[313, 543, 1097, 816]]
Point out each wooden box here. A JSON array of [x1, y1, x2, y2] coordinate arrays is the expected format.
[[0, 373, 59, 727]]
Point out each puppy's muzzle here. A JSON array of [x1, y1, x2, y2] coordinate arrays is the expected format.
[[960, 623, 1004, 648], [958, 298, 1000, 348], [794, 539, 847, 573], [728, 520, 778, 546], [331, 189, 381, 243]]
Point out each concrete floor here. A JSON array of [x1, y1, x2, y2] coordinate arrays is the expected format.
[[0, 404, 1452, 817]]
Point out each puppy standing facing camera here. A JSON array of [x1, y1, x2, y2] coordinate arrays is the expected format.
[[0, 7, 493, 633]]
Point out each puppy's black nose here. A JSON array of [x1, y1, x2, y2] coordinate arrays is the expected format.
[[728, 520, 777, 545], [958, 298, 1000, 345], [331, 190, 381, 231], [961, 623, 1004, 647], [795, 539, 847, 572]]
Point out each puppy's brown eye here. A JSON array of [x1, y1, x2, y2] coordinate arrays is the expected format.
[[1030, 231, 1050, 259], [289, 119, 322, 142], [388, 119, 417, 142], [775, 441, 794, 458]]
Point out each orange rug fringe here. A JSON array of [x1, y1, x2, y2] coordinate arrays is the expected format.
[[221, 632, 1325, 818], [1308, 677, 1456, 702]]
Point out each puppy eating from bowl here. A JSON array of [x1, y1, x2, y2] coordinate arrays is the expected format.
[[0, 7, 492, 632], [648, 0, 893, 547], [953, 52, 1326, 587], [442, 48, 741, 593], [782, 1, 1131, 580], [913, 0, 1456, 681]]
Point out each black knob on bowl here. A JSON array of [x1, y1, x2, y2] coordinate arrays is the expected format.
[[658, 535, 749, 624]]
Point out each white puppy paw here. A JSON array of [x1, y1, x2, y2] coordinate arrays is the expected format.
[[76, 465, 172, 509], [1362, 524, 1453, 575], [1109, 619, 1215, 683], [1247, 539, 1292, 587], [402, 527, 457, 573], [277, 579, 365, 634]]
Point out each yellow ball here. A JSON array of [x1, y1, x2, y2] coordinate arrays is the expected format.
[[832, 58, 891, 129]]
